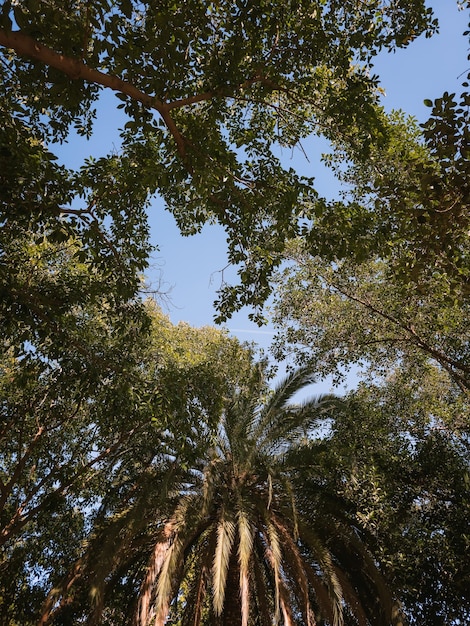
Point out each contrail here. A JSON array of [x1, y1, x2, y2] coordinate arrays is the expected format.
[[227, 328, 276, 335]]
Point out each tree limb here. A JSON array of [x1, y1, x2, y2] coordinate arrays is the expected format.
[[0, 29, 188, 158], [321, 276, 470, 391]]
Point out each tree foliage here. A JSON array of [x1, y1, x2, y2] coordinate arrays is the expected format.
[[272, 21, 470, 395], [2, 3, 469, 625], [313, 380, 470, 625], [0, 0, 437, 319], [272, 244, 470, 394], [0, 289, 253, 624], [310, 99, 470, 303], [269, 14, 470, 624]]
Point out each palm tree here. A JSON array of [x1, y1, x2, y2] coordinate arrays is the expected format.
[[41, 365, 398, 626]]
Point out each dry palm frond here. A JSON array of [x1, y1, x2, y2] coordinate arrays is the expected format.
[[264, 518, 283, 624], [154, 534, 184, 626], [152, 497, 198, 625], [267, 473, 273, 510], [212, 511, 236, 615], [135, 520, 176, 626], [280, 588, 296, 626], [252, 552, 273, 626], [181, 529, 217, 626], [237, 507, 254, 626], [272, 515, 314, 626], [295, 519, 344, 626], [332, 565, 368, 626], [137, 492, 213, 625]]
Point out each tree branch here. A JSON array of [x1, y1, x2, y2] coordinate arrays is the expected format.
[[165, 75, 265, 111], [0, 29, 188, 158], [321, 276, 470, 390], [0, 425, 140, 546]]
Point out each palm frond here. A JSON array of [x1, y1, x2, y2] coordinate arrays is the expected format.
[[152, 495, 207, 625], [259, 365, 315, 415], [303, 563, 336, 625], [263, 395, 341, 456], [225, 394, 256, 443], [264, 517, 283, 624], [225, 362, 265, 450], [328, 534, 393, 626], [202, 456, 225, 517], [280, 588, 296, 626], [154, 535, 183, 625], [280, 439, 332, 476], [212, 511, 236, 616], [250, 549, 273, 626], [295, 518, 344, 626], [272, 515, 314, 626], [274, 474, 299, 539], [332, 564, 368, 626], [237, 507, 254, 626], [311, 508, 394, 624], [180, 529, 217, 626], [135, 520, 176, 626], [329, 565, 345, 626]]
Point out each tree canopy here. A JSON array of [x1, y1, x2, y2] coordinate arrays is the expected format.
[[310, 379, 470, 625], [271, 243, 470, 394], [0, 0, 437, 319], [0, 297, 255, 624], [268, 14, 470, 623], [1, 2, 469, 625], [271, 26, 470, 396]]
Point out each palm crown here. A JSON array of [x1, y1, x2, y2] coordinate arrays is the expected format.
[[43, 366, 397, 626]]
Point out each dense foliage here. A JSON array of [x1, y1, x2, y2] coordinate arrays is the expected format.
[[0, 298, 254, 624], [0, 0, 436, 319], [269, 11, 470, 625], [1, 2, 469, 625]]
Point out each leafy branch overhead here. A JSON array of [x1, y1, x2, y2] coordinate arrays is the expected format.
[[272, 246, 470, 394], [0, 0, 437, 318]]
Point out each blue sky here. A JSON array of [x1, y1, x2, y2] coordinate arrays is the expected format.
[[56, 2, 469, 376]]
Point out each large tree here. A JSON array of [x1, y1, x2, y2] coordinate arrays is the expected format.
[[271, 24, 470, 395], [310, 379, 470, 625], [0, 0, 436, 319], [2, 4, 467, 624], [0, 293, 253, 624], [271, 243, 470, 395], [269, 35, 470, 622], [40, 366, 400, 626]]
